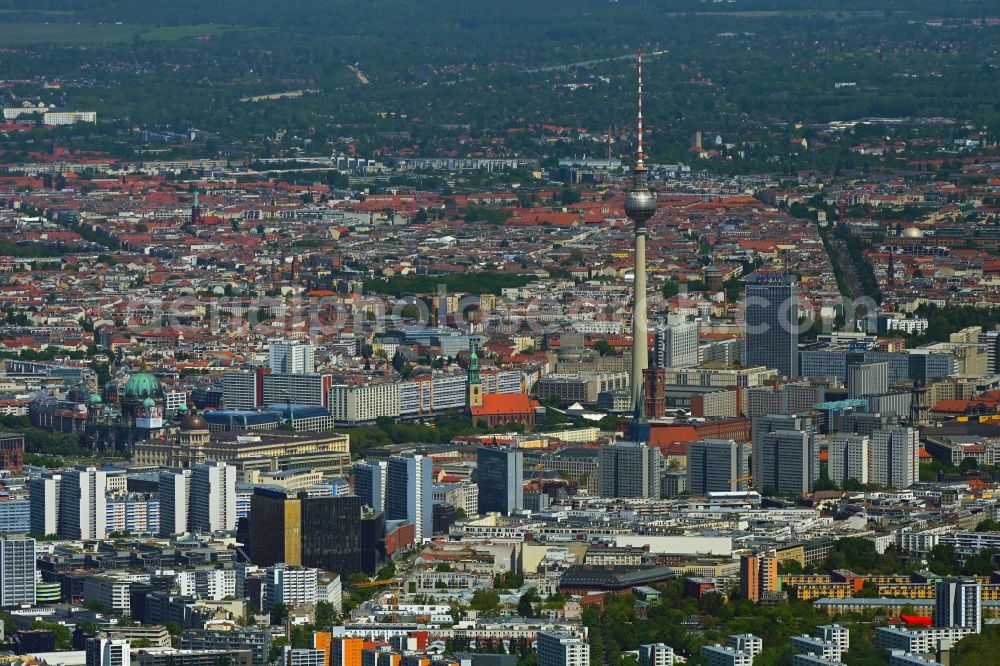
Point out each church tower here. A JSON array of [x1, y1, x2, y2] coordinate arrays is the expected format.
[[467, 341, 483, 410], [191, 189, 202, 225]]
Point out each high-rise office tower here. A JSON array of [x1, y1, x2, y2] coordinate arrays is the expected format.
[[0, 535, 36, 606], [624, 51, 658, 414], [828, 434, 870, 487], [59, 466, 108, 540], [654, 318, 699, 368], [476, 447, 524, 515], [847, 361, 889, 398], [756, 430, 819, 494], [751, 413, 813, 484], [598, 441, 661, 499], [300, 495, 377, 575], [191, 461, 237, 533], [745, 274, 799, 379], [386, 454, 433, 541], [353, 461, 387, 513], [28, 473, 60, 537], [158, 469, 191, 537], [935, 578, 981, 633], [687, 439, 751, 495], [250, 490, 383, 577], [249, 488, 303, 567], [268, 340, 314, 374], [86, 638, 130, 666], [538, 632, 590, 666], [870, 427, 919, 488]]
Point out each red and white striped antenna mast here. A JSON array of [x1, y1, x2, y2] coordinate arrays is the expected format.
[[636, 49, 646, 172]]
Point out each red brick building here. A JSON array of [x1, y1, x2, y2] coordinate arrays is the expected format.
[[0, 432, 24, 475], [470, 394, 540, 430]]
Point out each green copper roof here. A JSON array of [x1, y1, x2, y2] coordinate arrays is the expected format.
[[468, 340, 481, 385], [123, 372, 162, 399], [142, 397, 156, 408], [88, 393, 103, 405]]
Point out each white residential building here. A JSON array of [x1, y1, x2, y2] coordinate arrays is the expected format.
[[190, 461, 237, 533], [828, 435, 869, 487], [158, 469, 191, 537], [266, 564, 320, 609], [935, 578, 981, 633], [870, 428, 918, 488], [792, 655, 844, 666], [0, 535, 36, 607], [83, 576, 133, 614], [222, 371, 263, 409], [60, 466, 108, 540], [790, 636, 841, 662], [269, 340, 314, 374], [639, 644, 674, 666], [329, 383, 401, 424], [728, 635, 763, 657], [282, 648, 326, 666], [44, 110, 97, 125], [701, 645, 753, 666], [29, 474, 60, 536], [86, 637, 130, 666], [170, 568, 237, 601], [816, 625, 850, 654], [538, 632, 590, 666]]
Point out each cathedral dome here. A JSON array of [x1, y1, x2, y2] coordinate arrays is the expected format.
[[123, 372, 162, 400], [180, 413, 208, 431]]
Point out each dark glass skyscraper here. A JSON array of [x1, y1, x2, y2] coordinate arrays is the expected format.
[[385, 454, 432, 541], [301, 495, 363, 574], [248, 489, 384, 576], [745, 274, 799, 379], [476, 446, 524, 515]]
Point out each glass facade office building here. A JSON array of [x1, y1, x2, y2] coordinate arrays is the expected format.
[[745, 275, 799, 379]]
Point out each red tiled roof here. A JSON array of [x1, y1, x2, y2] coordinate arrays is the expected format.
[[648, 425, 700, 446], [470, 393, 538, 417], [932, 399, 970, 413]]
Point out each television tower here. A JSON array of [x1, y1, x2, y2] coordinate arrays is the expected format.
[[624, 50, 657, 414]]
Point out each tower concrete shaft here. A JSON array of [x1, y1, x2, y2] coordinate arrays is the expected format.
[[623, 50, 657, 414], [631, 227, 648, 409]]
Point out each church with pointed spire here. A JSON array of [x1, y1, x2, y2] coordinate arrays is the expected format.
[[466, 340, 540, 430], [190, 189, 202, 225], [467, 340, 483, 410]]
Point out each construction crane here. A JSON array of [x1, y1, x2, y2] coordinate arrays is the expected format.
[[351, 578, 395, 589], [729, 475, 753, 486]]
